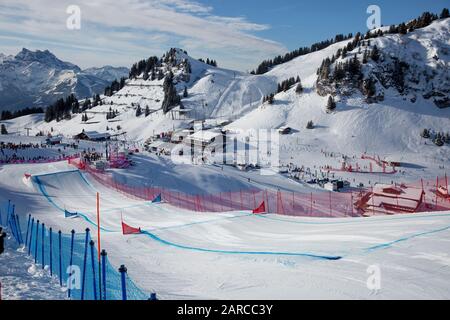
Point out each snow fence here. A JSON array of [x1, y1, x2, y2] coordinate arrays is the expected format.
[[0, 155, 80, 165], [0, 200, 149, 300], [71, 159, 450, 217]]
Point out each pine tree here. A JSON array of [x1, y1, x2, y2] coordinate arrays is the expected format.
[[434, 133, 444, 147], [145, 106, 150, 117], [398, 23, 408, 34], [183, 86, 188, 98], [445, 132, 450, 144], [363, 78, 377, 97], [295, 81, 303, 94], [326, 96, 336, 112], [362, 50, 369, 64], [371, 45, 380, 62], [157, 70, 164, 80], [135, 105, 142, 117], [317, 58, 331, 80], [162, 73, 180, 114], [341, 47, 347, 58], [306, 121, 314, 129], [1, 124, 8, 135], [440, 8, 449, 19], [420, 128, 431, 139], [72, 99, 80, 114]]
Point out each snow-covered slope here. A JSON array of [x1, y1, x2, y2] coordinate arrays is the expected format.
[[106, 49, 279, 120], [0, 49, 129, 111], [12, 48, 280, 140], [0, 234, 66, 300], [4, 18, 450, 158], [1, 161, 450, 299], [266, 39, 354, 87], [228, 18, 450, 155]]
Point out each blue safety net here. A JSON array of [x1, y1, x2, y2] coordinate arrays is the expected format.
[[0, 200, 149, 300]]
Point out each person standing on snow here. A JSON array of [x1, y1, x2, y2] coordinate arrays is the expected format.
[[0, 227, 6, 255]]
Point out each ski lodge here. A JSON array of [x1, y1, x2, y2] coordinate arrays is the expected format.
[[171, 129, 192, 143], [73, 131, 111, 141], [277, 126, 292, 135], [45, 136, 63, 145], [184, 130, 224, 150], [148, 140, 180, 155]]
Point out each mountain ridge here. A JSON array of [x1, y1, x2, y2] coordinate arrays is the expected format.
[[0, 48, 129, 112], [2, 16, 449, 160]]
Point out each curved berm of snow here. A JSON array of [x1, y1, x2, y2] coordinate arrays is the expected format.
[[1, 162, 450, 299]]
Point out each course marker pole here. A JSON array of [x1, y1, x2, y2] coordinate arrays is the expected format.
[[34, 220, 40, 263], [49, 228, 53, 276], [119, 265, 127, 301], [81, 228, 90, 300], [58, 231, 62, 286], [15, 214, 23, 244], [6, 200, 11, 226], [101, 250, 107, 300], [89, 240, 97, 300], [28, 218, 34, 255], [68, 230, 75, 299], [25, 214, 31, 248], [41, 223, 45, 269], [96, 192, 102, 300]]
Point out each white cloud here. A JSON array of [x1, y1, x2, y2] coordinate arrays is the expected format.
[[0, 0, 286, 70], [206, 16, 271, 31]]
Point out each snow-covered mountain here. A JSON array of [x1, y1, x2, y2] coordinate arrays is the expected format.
[[314, 19, 450, 107], [0, 48, 129, 111], [5, 17, 450, 159], [230, 17, 450, 152], [82, 65, 130, 83]]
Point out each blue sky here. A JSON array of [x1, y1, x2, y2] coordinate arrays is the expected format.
[[206, 0, 449, 52], [0, 0, 448, 71]]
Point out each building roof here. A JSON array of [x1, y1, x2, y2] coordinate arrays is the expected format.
[[46, 136, 63, 142], [82, 131, 110, 140], [172, 130, 191, 138], [159, 142, 179, 152], [149, 140, 165, 148], [277, 126, 292, 133], [186, 130, 223, 143], [170, 106, 192, 112]]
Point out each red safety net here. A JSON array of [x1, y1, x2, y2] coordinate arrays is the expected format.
[[70, 159, 450, 218], [68, 157, 86, 170], [0, 154, 80, 165]]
